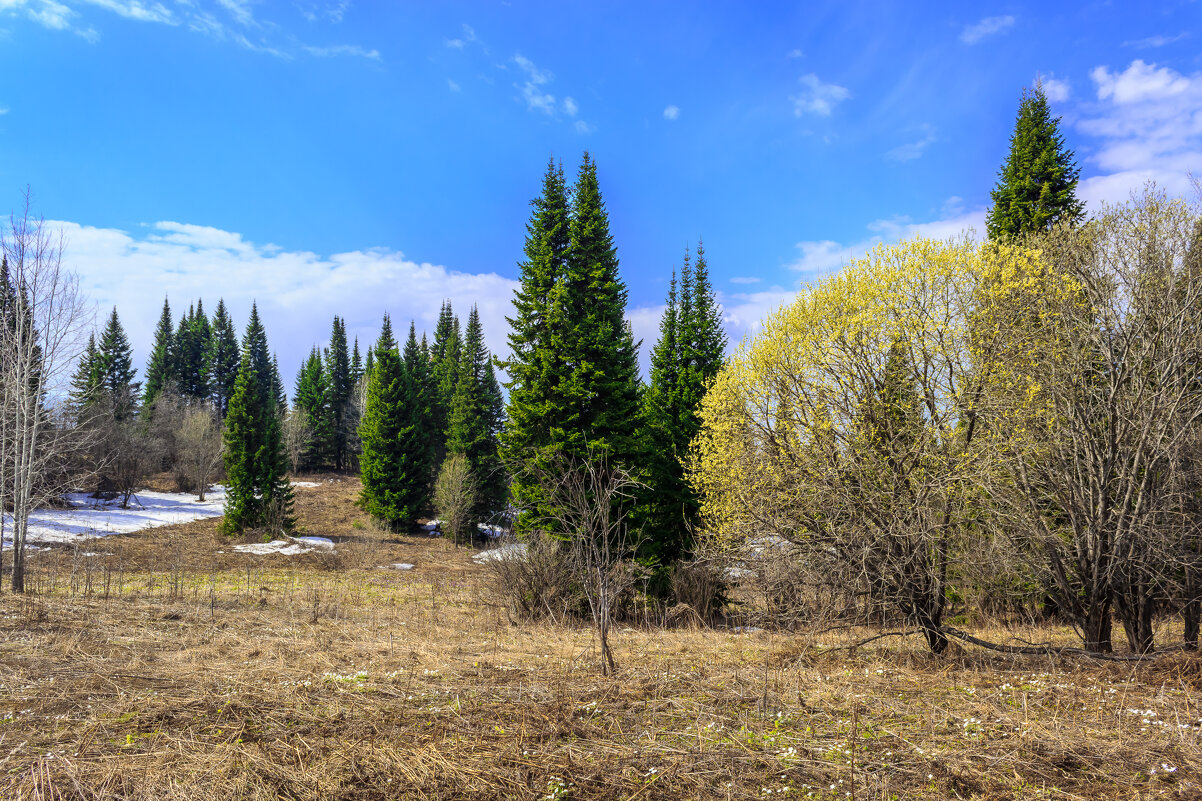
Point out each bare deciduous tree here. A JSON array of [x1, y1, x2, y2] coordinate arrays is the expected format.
[[1, 192, 92, 593], [525, 451, 643, 674], [282, 408, 311, 477], [177, 404, 223, 502]]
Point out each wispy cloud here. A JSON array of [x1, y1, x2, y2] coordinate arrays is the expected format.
[[885, 126, 936, 162], [513, 53, 556, 113], [304, 43, 379, 60], [787, 48, 803, 59], [80, 0, 174, 24], [574, 120, 594, 135], [729, 276, 760, 284], [960, 15, 1015, 45], [1122, 32, 1189, 49], [0, 0, 379, 60], [445, 22, 476, 49], [663, 104, 680, 121], [447, 78, 460, 92], [791, 73, 849, 117], [562, 96, 577, 116]]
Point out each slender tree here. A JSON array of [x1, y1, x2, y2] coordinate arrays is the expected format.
[[143, 297, 175, 406], [207, 298, 240, 417], [95, 306, 140, 417], [222, 304, 293, 534], [294, 347, 333, 471], [448, 305, 507, 523], [325, 316, 353, 471]]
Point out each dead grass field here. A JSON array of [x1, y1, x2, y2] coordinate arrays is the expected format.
[[1, 478, 1200, 800]]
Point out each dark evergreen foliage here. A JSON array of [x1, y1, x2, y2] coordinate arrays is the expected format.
[[207, 298, 240, 417], [143, 297, 175, 406], [447, 305, 507, 524], [986, 84, 1085, 239]]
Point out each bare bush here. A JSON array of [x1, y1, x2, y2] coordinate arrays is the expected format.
[[177, 404, 223, 501], [433, 453, 476, 546]]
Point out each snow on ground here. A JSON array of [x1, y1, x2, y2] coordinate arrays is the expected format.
[[230, 536, 319, 555], [291, 481, 321, 488], [1, 488, 226, 549], [471, 542, 528, 564], [380, 563, 415, 570], [422, 519, 509, 539]]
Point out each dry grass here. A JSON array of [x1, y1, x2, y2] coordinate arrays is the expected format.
[[1, 479, 1200, 799]]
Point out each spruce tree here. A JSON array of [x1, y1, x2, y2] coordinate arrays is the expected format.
[[207, 298, 240, 417], [500, 159, 571, 526], [96, 307, 140, 419], [986, 83, 1085, 239], [294, 347, 333, 470], [143, 297, 175, 406], [351, 337, 363, 384], [172, 303, 210, 401], [403, 321, 436, 490], [448, 305, 507, 522], [325, 316, 353, 472], [222, 304, 293, 534], [69, 332, 102, 419], [641, 242, 727, 566], [429, 301, 461, 467], [551, 152, 642, 465], [358, 315, 428, 528]]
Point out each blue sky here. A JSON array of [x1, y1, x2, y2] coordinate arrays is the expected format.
[[1, 0, 1200, 383]]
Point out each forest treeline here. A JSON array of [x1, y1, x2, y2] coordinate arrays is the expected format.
[[3, 84, 1200, 661]]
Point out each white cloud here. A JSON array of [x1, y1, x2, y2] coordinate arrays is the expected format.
[[1122, 33, 1189, 49], [787, 48, 803, 59], [447, 78, 460, 92], [444, 23, 477, 48], [304, 43, 379, 60], [216, 0, 253, 27], [663, 104, 680, 121], [791, 73, 849, 117], [25, 0, 74, 30], [1076, 59, 1202, 205], [729, 276, 760, 284], [960, 15, 1015, 45], [1041, 76, 1070, 103], [562, 96, 577, 116], [789, 206, 987, 277], [0, 107, 8, 115], [574, 120, 594, 135], [52, 219, 520, 386], [80, 0, 174, 24], [513, 53, 556, 114]]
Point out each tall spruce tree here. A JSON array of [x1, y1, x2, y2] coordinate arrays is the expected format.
[[641, 242, 727, 565], [430, 301, 461, 467], [325, 316, 353, 471], [173, 302, 211, 401], [143, 297, 175, 406], [448, 305, 507, 522], [294, 347, 333, 470], [403, 322, 436, 490], [69, 332, 102, 418], [222, 303, 293, 534], [207, 298, 240, 417], [986, 83, 1085, 240], [96, 307, 140, 419], [359, 315, 429, 528], [552, 152, 642, 465], [500, 159, 571, 527], [351, 337, 363, 384]]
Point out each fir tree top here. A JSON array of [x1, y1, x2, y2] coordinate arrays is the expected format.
[[986, 83, 1085, 239]]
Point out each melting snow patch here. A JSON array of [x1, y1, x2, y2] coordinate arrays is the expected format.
[[472, 542, 528, 564], [421, 519, 443, 535], [291, 481, 321, 488], [232, 536, 333, 556], [4, 488, 226, 546], [381, 563, 415, 570]]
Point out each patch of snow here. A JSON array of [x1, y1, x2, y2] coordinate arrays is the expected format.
[[477, 523, 508, 538], [291, 481, 321, 488], [231, 537, 324, 556], [3, 487, 226, 546], [472, 542, 528, 564], [293, 536, 335, 549], [381, 563, 415, 570], [722, 566, 756, 581], [421, 519, 443, 535]]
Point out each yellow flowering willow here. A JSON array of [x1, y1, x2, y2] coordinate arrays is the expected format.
[[689, 236, 1076, 652]]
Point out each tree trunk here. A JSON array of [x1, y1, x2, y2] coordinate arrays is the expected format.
[[1082, 600, 1113, 653]]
